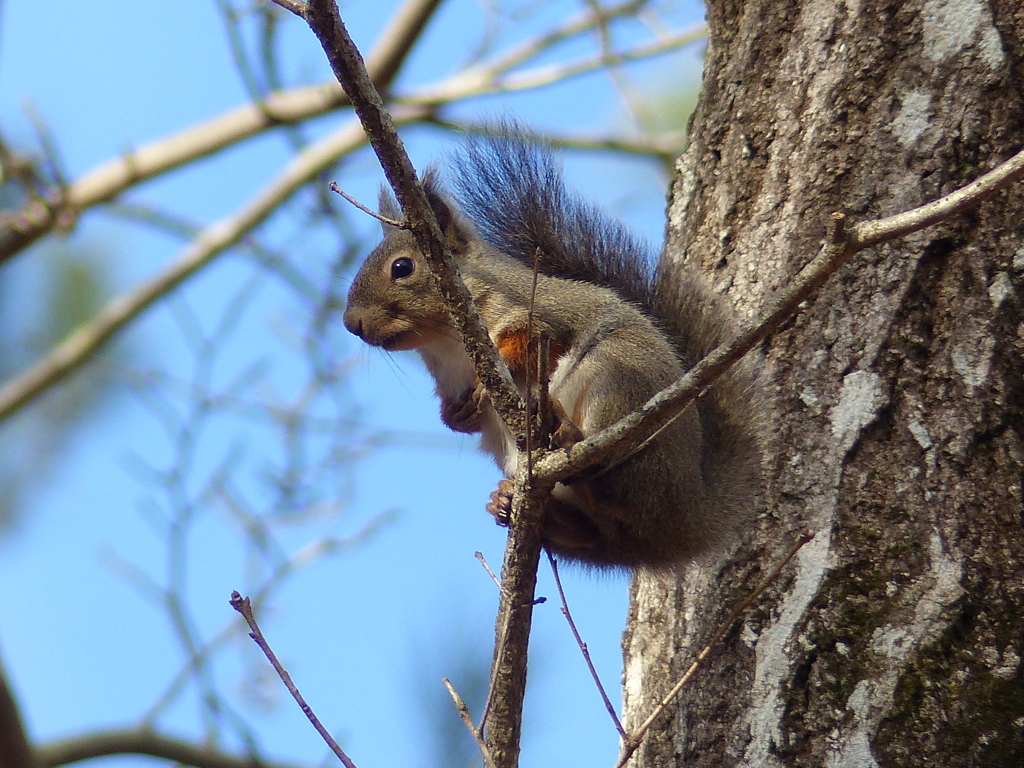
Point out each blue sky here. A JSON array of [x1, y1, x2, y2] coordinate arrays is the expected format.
[[0, 1, 704, 765]]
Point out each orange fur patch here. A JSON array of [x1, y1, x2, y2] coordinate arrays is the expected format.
[[497, 330, 567, 380], [496, 329, 531, 374]]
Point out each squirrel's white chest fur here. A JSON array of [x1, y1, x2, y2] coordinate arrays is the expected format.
[[418, 333, 590, 480], [418, 335, 519, 477]]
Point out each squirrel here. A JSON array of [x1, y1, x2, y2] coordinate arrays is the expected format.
[[343, 127, 765, 570]]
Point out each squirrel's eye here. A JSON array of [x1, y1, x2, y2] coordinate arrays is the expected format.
[[391, 256, 414, 280]]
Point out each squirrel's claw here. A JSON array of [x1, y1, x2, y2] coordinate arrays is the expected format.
[[486, 478, 515, 527]]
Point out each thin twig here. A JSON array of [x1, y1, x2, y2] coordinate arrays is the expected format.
[[442, 678, 498, 768], [229, 591, 359, 768], [475, 550, 502, 589], [547, 551, 626, 739], [328, 181, 408, 227], [613, 530, 815, 768], [269, 0, 307, 15]]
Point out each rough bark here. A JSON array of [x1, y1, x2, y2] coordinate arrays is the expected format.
[[622, 1, 1024, 766]]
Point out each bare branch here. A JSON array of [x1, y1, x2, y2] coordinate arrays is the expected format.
[[268, 0, 307, 16], [534, 143, 1024, 488], [614, 531, 814, 768], [0, 662, 35, 768], [852, 146, 1024, 247], [0, 111, 427, 423], [442, 678, 498, 768], [399, 22, 706, 105], [230, 592, 358, 768], [0, 0, 443, 264], [37, 728, 305, 768], [547, 552, 626, 739], [438, 0, 656, 91], [475, 551, 502, 590], [300, 0, 524, 435], [477, 465, 551, 765], [328, 181, 408, 227]]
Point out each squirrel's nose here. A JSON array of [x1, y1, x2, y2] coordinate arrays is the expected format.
[[343, 310, 364, 339]]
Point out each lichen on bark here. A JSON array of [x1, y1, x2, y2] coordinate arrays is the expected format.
[[622, 0, 1024, 765]]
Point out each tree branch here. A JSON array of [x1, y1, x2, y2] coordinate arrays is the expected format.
[[36, 729, 305, 768], [547, 552, 626, 739], [398, 22, 706, 104], [533, 143, 1024, 488], [0, 662, 35, 768], [294, 4, 556, 765], [442, 678, 497, 768], [0, 110, 425, 423], [0, 0, 443, 264], [230, 593, 357, 768], [299, 0, 524, 433]]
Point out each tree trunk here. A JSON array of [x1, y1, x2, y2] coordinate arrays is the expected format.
[[622, 1, 1024, 766]]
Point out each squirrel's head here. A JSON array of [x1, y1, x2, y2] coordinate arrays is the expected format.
[[343, 169, 472, 352]]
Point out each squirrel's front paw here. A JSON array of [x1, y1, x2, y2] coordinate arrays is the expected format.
[[486, 478, 515, 527], [440, 379, 488, 433]]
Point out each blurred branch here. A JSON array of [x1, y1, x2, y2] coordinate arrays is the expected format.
[[37, 729, 305, 768], [400, 21, 705, 104], [0, 109, 425, 423], [104, 202, 319, 301], [455, 0, 649, 81], [141, 509, 396, 725], [0, 661, 35, 768], [0, 0, 443, 264], [426, 116, 684, 164]]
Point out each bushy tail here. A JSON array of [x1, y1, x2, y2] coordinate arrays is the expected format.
[[451, 125, 766, 518], [450, 123, 656, 309], [651, 259, 767, 527]]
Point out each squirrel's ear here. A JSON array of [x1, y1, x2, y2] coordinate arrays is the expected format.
[[377, 186, 403, 236], [423, 168, 472, 255]]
